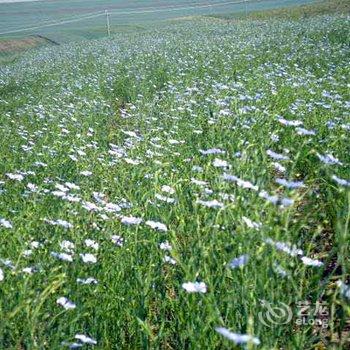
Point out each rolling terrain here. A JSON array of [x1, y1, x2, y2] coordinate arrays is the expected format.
[[0, 0, 316, 42], [0, 0, 349, 349]]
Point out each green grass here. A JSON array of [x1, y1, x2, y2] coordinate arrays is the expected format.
[[211, 0, 350, 20], [0, 0, 315, 43], [0, 8, 349, 350], [0, 35, 50, 65]]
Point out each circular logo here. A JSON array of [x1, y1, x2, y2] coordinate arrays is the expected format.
[[258, 300, 293, 327]]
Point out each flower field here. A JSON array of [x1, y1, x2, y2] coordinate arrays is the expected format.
[[0, 7, 349, 349]]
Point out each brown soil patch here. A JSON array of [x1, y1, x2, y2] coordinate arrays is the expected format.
[[0, 36, 45, 53]]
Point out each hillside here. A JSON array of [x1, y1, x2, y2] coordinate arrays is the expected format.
[[0, 0, 316, 42], [0, 2, 349, 349]]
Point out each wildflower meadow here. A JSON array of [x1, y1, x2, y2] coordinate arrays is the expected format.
[[0, 1, 349, 349]]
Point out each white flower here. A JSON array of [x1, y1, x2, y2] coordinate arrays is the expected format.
[[219, 109, 231, 116], [160, 241, 172, 251], [273, 263, 288, 278], [204, 188, 213, 195], [65, 195, 81, 203], [80, 253, 97, 264], [124, 158, 141, 165], [122, 130, 138, 138], [69, 155, 78, 162], [332, 175, 350, 187], [82, 201, 100, 212], [161, 185, 175, 194], [74, 334, 97, 345], [196, 199, 224, 209], [34, 161, 47, 167], [192, 166, 203, 172], [228, 254, 249, 269], [317, 153, 342, 166], [60, 240, 75, 252], [264, 238, 303, 257], [275, 178, 305, 189], [155, 194, 176, 203], [93, 192, 106, 203], [85, 239, 99, 250], [46, 219, 73, 229], [277, 117, 303, 126], [213, 158, 230, 168], [200, 148, 225, 155], [77, 277, 98, 285], [0, 218, 13, 229], [27, 183, 38, 192], [30, 241, 41, 249], [337, 281, 350, 299], [104, 203, 121, 213], [23, 250, 33, 257], [57, 297, 76, 310], [57, 219, 74, 229], [51, 252, 74, 262], [0, 268, 4, 281], [215, 327, 260, 345], [296, 127, 316, 136], [6, 173, 24, 181], [0, 258, 14, 269], [301, 256, 323, 267], [218, 193, 235, 202], [145, 220, 168, 232], [111, 235, 124, 247], [266, 150, 290, 161], [270, 134, 280, 142], [55, 184, 69, 192], [121, 216, 142, 225], [182, 281, 207, 293], [80, 171, 93, 176], [242, 217, 261, 230], [222, 174, 258, 191], [22, 267, 34, 274], [65, 182, 80, 190], [272, 162, 286, 173], [191, 178, 207, 186], [259, 191, 294, 207], [163, 255, 176, 265], [52, 190, 67, 198]]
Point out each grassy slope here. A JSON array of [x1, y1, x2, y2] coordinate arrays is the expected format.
[[0, 0, 316, 44], [0, 35, 52, 65], [211, 0, 350, 20], [0, 3, 349, 350], [0, 0, 318, 59]]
